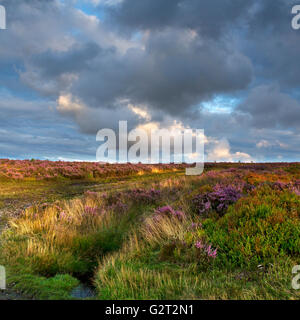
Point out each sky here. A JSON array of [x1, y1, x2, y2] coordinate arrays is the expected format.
[[0, 0, 300, 162]]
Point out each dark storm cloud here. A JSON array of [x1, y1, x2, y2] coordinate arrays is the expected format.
[[32, 42, 101, 78], [240, 0, 300, 88], [107, 0, 300, 89], [17, 0, 298, 124], [107, 0, 251, 38], [236, 85, 300, 129], [21, 26, 253, 118], [69, 29, 253, 115]]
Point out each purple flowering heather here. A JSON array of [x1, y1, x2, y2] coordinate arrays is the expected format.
[[107, 201, 128, 214], [195, 240, 205, 249], [292, 188, 300, 196], [193, 184, 242, 216], [59, 211, 72, 222], [195, 241, 217, 259], [288, 180, 300, 196], [270, 180, 300, 196], [126, 188, 161, 204], [59, 211, 67, 219], [272, 181, 288, 191], [206, 245, 217, 259], [190, 222, 202, 230], [84, 206, 99, 216], [155, 205, 186, 220], [85, 190, 99, 197], [156, 205, 173, 214]]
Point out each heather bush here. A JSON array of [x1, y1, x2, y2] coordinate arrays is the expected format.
[[125, 188, 162, 204], [158, 238, 217, 270], [202, 185, 300, 267], [154, 205, 185, 220], [192, 184, 242, 217], [102, 188, 162, 212]]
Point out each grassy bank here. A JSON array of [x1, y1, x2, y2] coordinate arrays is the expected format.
[[0, 163, 300, 299]]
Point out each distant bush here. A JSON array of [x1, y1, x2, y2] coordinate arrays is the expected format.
[[0, 159, 189, 181], [125, 188, 162, 204]]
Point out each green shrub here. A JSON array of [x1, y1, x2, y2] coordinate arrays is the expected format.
[[203, 186, 300, 267]]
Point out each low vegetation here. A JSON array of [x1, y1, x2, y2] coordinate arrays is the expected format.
[[0, 161, 299, 299]]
